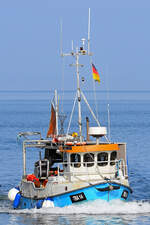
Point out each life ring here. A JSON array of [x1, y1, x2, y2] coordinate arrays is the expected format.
[[66, 142, 73, 146], [75, 142, 86, 146]]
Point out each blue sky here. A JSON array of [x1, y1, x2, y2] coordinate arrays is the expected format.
[[0, 0, 150, 91]]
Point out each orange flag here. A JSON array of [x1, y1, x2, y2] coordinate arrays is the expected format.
[[47, 103, 56, 138]]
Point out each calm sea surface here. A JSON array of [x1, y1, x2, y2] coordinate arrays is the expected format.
[[0, 91, 150, 224]]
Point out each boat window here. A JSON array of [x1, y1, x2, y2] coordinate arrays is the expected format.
[[83, 153, 94, 167], [97, 152, 108, 166], [110, 151, 117, 166], [70, 154, 81, 168]]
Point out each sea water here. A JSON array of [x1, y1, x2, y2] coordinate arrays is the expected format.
[[0, 90, 150, 225]]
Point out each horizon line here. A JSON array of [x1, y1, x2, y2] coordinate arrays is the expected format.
[[0, 89, 150, 93]]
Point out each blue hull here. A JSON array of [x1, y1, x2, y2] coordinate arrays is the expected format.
[[15, 182, 132, 209]]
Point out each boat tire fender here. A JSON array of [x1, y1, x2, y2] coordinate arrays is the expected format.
[[36, 199, 44, 209], [13, 193, 21, 209], [42, 198, 54, 208], [8, 188, 19, 201]]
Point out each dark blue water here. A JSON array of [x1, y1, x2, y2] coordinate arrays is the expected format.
[[1, 91, 150, 224]]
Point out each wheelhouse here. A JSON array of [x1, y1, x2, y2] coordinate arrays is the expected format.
[[57, 143, 128, 181]]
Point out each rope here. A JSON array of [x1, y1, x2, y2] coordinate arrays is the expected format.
[[92, 76, 99, 122], [60, 57, 65, 113], [105, 65, 111, 142], [89, 57, 99, 122], [66, 92, 77, 135]]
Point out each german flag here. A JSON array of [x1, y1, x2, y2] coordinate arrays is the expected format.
[[92, 63, 100, 83]]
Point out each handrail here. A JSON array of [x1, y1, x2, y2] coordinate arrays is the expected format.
[[18, 132, 42, 140]]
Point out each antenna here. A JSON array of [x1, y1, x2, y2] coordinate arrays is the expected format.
[[107, 103, 111, 142], [88, 8, 91, 55], [81, 38, 86, 50], [60, 19, 63, 56], [71, 40, 74, 52]]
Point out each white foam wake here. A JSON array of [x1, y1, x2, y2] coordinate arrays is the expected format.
[[1, 199, 150, 215]]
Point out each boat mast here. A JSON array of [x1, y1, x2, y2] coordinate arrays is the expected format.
[[88, 8, 91, 55], [61, 9, 91, 142], [76, 48, 82, 142], [55, 89, 59, 136]]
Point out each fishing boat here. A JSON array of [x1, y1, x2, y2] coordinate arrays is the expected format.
[[8, 9, 132, 209]]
